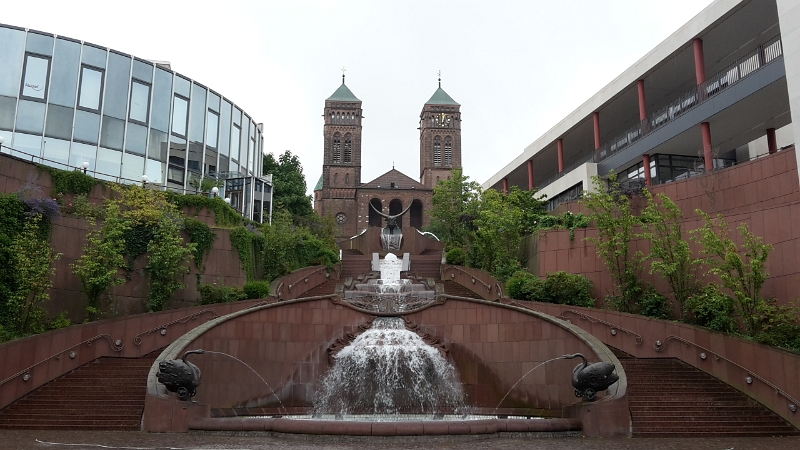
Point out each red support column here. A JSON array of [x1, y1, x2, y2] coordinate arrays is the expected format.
[[637, 80, 647, 121], [642, 154, 652, 187], [701, 122, 713, 172], [767, 128, 778, 154], [502, 177, 509, 195], [557, 138, 565, 173], [527, 160, 534, 190], [693, 38, 706, 85], [593, 112, 601, 149]]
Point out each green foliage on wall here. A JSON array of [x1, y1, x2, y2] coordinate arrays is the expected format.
[[506, 270, 594, 308], [243, 281, 271, 299], [197, 282, 246, 305], [37, 165, 98, 196], [0, 194, 26, 331], [145, 214, 195, 312], [165, 192, 242, 227], [183, 217, 216, 271]]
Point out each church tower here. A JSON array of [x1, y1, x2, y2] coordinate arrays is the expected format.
[[322, 73, 363, 192], [419, 76, 461, 188]]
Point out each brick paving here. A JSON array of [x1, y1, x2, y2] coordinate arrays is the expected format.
[[1, 430, 799, 449]]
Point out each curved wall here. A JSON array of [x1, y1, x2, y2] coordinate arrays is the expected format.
[[0, 24, 268, 220]]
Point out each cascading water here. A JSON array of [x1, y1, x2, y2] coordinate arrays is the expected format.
[[314, 317, 465, 416]]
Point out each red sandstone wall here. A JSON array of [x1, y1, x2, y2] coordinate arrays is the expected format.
[[536, 149, 800, 307]]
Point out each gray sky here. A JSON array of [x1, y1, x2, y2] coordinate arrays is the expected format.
[[4, 0, 714, 194]]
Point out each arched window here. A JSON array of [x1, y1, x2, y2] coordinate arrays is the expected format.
[[332, 133, 341, 163], [344, 134, 352, 163], [433, 137, 442, 166], [345, 173, 350, 185], [389, 199, 403, 229], [369, 198, 383, 227], [444, 138, 452, 166], [334, 173, 338, 185], [410, 199, 423, 229]]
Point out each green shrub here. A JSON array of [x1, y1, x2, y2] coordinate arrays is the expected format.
[[445, 248, 466, 265], [506, 270, 546, 302], [753, 299, 800, 351], [183, 217, 216, 270], [38, 165, 98, 196], [243, 280, 271, 299], [686, 284, 736, 333], [198, 282, 246, 305], [543, 271, 594, 307], [639, 286, 672, 320]]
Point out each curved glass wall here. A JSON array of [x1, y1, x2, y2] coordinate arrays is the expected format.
[[0, 24, 265, 197]]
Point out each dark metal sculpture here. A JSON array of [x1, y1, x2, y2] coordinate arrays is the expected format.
[[370, 202, 412, 235], [156, 349, 205, 400], [563, 353, 619, 401]]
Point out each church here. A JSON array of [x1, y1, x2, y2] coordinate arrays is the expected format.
[[313, 75, 462, 240]]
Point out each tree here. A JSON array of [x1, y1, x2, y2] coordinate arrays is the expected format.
[[145, 213, 195, 312], [580, 172, 646, 312], [691, 210, 772, 336], [10, 215, 61, 333], [263, 151, 313, 217], [639, 190, 702, 319], [71, 203, 129, 321], [428, 169, 481, 249]]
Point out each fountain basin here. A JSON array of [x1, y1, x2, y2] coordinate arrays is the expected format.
[[188, 415, 581, 435]]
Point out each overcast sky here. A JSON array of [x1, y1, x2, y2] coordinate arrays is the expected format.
[[4, 0, 714, 194]]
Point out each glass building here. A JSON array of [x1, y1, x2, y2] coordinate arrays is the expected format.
[[0, 24, 272, 222]]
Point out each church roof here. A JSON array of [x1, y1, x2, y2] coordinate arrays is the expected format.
[[426, 86, 459, 105], [314, 174, 323, 191], [360, 169, 431, 190], [327, 79, 360, 102]]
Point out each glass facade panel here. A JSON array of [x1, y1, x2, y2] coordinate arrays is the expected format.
[[125, 122, 146, 155], [218, 155, 230, 174], [15, 99, 46, 134], [21, 54, 50, 100], [78, 66, 103, 110], [121, 152, 144, 182], [233, 107, 241, 126], [0, 95, 16, 130], [206, 110, 218, 148], [81, 45, 106, 68], [145, 158, 164, 184], [25, 32, 53, 56], [96, 147, 122, 180], [103, 52, 131, 120], [100, 115, 124, 150], [147, 129, 168, 162], [151, 68, 172, 132], [73, 110, 100, 144], [45, 104, 74, 140], [129, 81, 149, 123], [174, 76, 190, 97], [239, 119, 249, 165], [0, 27, 26, 96], [12, 132, 42, 158], [49, 38, 81, 107], [70, 142, 97, 172], [188, 84, 206, 142], [42, 138, 70, 166], [168, 136, 186, 187], [171, 96, 188, 136], [231, 125, 240, 164], [208, 92, 220, 112], [219, 100, 231, 157], [132, 59, 153, 83]]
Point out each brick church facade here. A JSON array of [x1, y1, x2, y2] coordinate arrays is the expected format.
[[313, 76, 462, 240]]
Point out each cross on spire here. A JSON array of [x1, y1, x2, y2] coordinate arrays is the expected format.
[[437, 70, 441, 87], [341, 66, 347, 84]]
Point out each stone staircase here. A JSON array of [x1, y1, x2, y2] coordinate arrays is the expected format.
[[0, 352, 159, 430], [620, 355, 800, 437], [441, 280, 483, 299]]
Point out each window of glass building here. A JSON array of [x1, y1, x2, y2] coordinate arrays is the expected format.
[[96, 148, 122, 180], [15, 100, 46, 134], [172, 95, 188, 137], [0, 27, 26, 98], [104, 52, 131, 120], [151, 68, 172, 132], [41, 138, 70, 167], [49, 38, 81, 108], [206, 110, 219, 149], [73, 110, 101, 144], [78, 66, 104, 111], [129, 80, 150, 124], [231, 125, 241, 164], [45, 104, 74, 140], [20, 54, 50, 100]]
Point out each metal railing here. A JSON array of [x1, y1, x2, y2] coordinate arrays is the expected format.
[[595, 35, 783, 164]]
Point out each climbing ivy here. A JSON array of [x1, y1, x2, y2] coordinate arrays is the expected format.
[[184, 217, 216, 271], [164, 192, 242, 227], [37, 165, 98, 196], [145, 214, 195, 312], [230, 226, 264, 281]]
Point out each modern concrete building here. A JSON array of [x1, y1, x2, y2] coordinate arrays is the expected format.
[[0, 24, 272, 222], [484, 0, 800, 211]]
